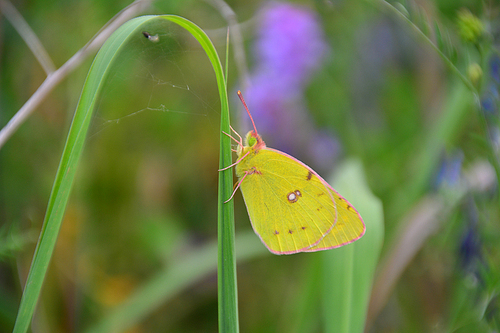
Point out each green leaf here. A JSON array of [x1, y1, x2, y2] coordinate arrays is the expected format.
[[322, 159, 384, 333]]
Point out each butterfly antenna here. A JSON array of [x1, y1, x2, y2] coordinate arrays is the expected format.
[[237, 90, 258, 135]]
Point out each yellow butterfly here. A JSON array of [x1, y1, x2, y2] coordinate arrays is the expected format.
[[223, 91, 365, 255]]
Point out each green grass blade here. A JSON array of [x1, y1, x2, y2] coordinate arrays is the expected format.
[[390, 83, 474, 220], [322, 159, 384, 333], [12, 16, 154, 333], [164, 15, 238, 333], [13, 15, 236, 333], [218, 25, 239, 333]]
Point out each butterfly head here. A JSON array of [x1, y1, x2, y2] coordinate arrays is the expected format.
[[246, 130, 258, 146], [237, 130, 266, 157]]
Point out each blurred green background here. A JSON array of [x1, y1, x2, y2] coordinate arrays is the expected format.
[[1, 0, 499, 332]]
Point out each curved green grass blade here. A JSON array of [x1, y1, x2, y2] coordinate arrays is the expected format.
[[12, 16, 153, 333], [163, 18, 238, 331], [13, 15, 235, 333]]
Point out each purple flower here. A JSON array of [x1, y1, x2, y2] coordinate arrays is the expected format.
[[489, 126, 500, 153], [235, 2, 340, 173], [434, 150, 464, 189], [459, 226, 481, 273], [242, 73, 306, 152], [253, 2, 329, 94], [458, 201, 484, 281], [490, 54, 500, 83], [239, 1, 336, 169], [481, 62, 500, 117], [481, 94, 497, 116], [479, 55, 500, 117]]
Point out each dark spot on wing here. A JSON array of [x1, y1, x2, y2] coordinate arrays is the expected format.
[[287, 190, 301, 203], [274, 230, 279, 235], [306, 171, 313, 180], [288, 229, 293, 234], [249, 167, 262, 175]]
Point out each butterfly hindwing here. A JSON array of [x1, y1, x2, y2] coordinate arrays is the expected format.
[[304, 187, 365, 252]]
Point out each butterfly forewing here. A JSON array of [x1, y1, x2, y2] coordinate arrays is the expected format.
[[237, 148, 338, 254]]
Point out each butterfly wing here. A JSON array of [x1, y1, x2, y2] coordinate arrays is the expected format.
[[304, 186, 365, 252], [237, 148, 337, 254], [237, 148, 365, 254]]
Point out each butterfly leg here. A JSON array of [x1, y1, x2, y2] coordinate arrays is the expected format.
[[222, 127, 244, 151], [224, 170, 249, 203], [218, 150, 251, 171], [221, 132, 239, 152], [230, 125, 243, 148]]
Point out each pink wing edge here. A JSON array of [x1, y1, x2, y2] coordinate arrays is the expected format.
[[256, 148, 366, 255]]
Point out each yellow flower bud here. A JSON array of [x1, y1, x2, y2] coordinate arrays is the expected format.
[[457, 8, 483, 43], [467, 63, 482, 86]]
